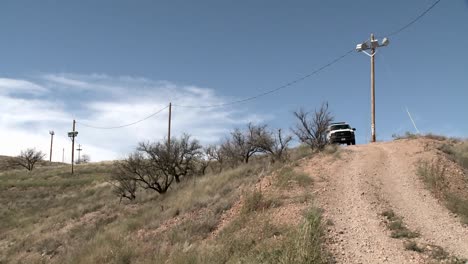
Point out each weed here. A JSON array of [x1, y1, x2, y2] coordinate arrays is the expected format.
[[278, 208, 326, 264], [382, 210, 396, 220], [417, 159, 468, 224], [428, 245, 449, 260], [382, 210, 419, 239], [275, 167, 313, 189], [441, 141, 468, 170], [445, 193, 468, 225], [392, 132, 418, 140], [417, 159, 448, 199], [241, 190, 272, 214], [404, 241, 424, 253], [290, 144, 314, 161], [424, 244, 468, 264]]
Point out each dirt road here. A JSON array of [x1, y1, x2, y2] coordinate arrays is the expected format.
[[301, 140, 468, 263]]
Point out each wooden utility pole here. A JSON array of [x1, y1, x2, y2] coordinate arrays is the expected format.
[[168, 102, 172, 148], [370, 33, 376, 143], [76, 144, 82, 164], [356, 33, 389, 143], [49, 130, 55, 162], [71, 120, 76, 174]]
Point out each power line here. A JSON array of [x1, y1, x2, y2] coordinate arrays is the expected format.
[[77, 105, 169, 129], [75, 0, 444, 126], [386, 0, 442, 37], [173, 49, 355, 109], [173, 0, 443, 109]]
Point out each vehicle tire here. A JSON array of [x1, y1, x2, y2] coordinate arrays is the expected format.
[[346, 142, 350, 146], [351, 140, 356, 145]]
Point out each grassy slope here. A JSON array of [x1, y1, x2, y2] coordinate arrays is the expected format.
[[0, 146, 329, 264], [412, 137, 468, 224]]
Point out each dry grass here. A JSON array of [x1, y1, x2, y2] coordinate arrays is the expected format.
[[275, 166, 313, 190], [165, 206, 327, 264], [439, 141, 468, 170], [417, 158, 468, 224], [0, 144, 326, 263], [392, 132, 460, 143]]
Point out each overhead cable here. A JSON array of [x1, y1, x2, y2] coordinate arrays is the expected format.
[[77, 105, 169, 129], [173, 49, 355, 109], [386, 0, 442, 37], [76, 0, 444, 125], [173, 0, 443, 109]]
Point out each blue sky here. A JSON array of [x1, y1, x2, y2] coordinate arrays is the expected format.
[[0, 0, 467, 161]]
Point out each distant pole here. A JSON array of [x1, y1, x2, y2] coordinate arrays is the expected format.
[[71, 120, 76, 174], [168, 102, 172, 148], [76, 144, 82, 164], [49, 130, 55, 162], [62, 148, 65, 163], [370, 33, 376, 143]]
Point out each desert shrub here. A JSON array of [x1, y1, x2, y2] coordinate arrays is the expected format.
[[404, 241, 424, 252], [423, 133, 447, 141], [417, 159, 448, 199], [445, 193, 468, 225], [241, 190, 272, 214], [450, 141, 468, 170], [391, 131, 418, 140]]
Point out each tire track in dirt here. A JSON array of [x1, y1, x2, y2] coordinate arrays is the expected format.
[[302, 140, 468, 263], [375, 142, 468, 258], [303, 147, 417, 263]]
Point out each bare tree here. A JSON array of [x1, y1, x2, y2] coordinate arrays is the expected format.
[[205, 144, 225, 172], [194, 145, 219, 175], [114, 152, 174, 195], [137, 134, 202, 183], [110, 166, 137, 202], [292, 102, 334, 151], [222, 123, 271, 164], [260, 129, 293, 162], [220, 139, 241, 167], [8, 148, 45, 171], [112, 134, 203, 199]]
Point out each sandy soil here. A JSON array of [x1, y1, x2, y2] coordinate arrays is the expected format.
[[301, 139, 468, 263]]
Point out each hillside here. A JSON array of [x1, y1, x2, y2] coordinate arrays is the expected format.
[[303, 138, 468, 263], [0, 138, 467, 263]]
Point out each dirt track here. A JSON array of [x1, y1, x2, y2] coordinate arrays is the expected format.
[[301, 139, 468, 263]]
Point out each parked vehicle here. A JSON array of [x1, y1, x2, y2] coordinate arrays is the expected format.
[[327, 122, 356, 145]]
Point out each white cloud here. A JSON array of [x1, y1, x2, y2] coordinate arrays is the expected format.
[[0, 74, 268, 161], [0, 78, 48, 95], [42, 74, 90, 89]]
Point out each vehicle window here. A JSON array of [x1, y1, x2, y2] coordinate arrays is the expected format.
[[331, 125, 350, 130]]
